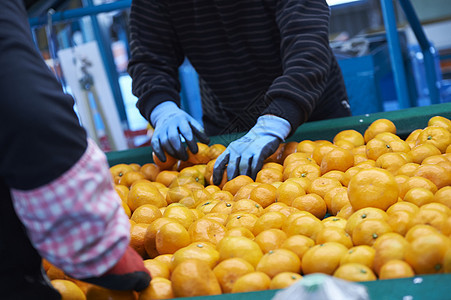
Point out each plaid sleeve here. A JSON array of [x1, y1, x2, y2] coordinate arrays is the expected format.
[[10, 139, 130, 278]]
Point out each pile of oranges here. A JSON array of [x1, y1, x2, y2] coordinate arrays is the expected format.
[[48, 116, 451, 299]]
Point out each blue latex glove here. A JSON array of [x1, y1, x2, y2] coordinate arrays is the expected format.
[[150, 101, 209, 162], [213, 115, 291, 184]]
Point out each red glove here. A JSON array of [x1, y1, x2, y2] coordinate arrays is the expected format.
[[80, 246, 151, 291]]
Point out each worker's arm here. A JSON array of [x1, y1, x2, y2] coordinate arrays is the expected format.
[[0, 0, 149, 291], [263, 0, 339, 135], [128, 0, 208, 161]]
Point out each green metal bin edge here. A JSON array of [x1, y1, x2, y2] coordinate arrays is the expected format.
[[165, 273, 451, 300], [106, 103, 451, 166]]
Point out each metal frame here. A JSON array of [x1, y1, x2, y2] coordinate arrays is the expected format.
[[380, 0, 441, 107]]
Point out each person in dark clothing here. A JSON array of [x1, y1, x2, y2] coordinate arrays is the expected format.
[[127, 0, 351, 184], [0, 1, 150, 299]]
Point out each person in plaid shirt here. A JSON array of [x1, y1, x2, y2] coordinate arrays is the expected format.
[[0, 1, 150, 299]]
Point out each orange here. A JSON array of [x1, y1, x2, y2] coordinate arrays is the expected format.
[[434, 186, 451, 209], [378, 260, 415, 279], [322, 216, 347, 230], [351, 218, 392, 247], [280, 234, 315, 261], [405, 224, 441, 243], [163, 203, 195, 229], [210, 190, 234, 203], [355, 159, 377, 169], [269, 272, 303, 290], [213, 258, 255, 293], [254, 229, 288, 253], [249, 183, 278, 208], [405, 233, 450, 274], [339, 245, 375, 269], [196, 200, 220, 215], [165, 186, 192, 205], [114, 184, 129, 202], [334, 129, 365, 147], [364, 118, 396, 143], [374, 132, 401, 143], [365, 138, 393, 161], [222, 175, 254, 196], [152, 151, 177, 171], [155, 221, 191, 255], [255, 167, 283, 184], [320, 147, 354, 174], [144, 218, 176, 258], [188, 218, 226, 246], [288, 163, 321, 182], [399, 176, 438, 199], [153, 254, 173, 270], [414, 164, 451, 189], [262, 162, 284, 173], [205, 184, 221, 194], [336, 204, 355, 219], [121, 201, 132, 218], [301, 242, 348, 275], [405, 128, 423, 144], [224, 226, 255, 240], [201, 212, 227, 226], [285, 176, 312, 191], [342, 166, 362, 187], [233, 182, 259, 201], [296, 140, 317, 154], [231, 199, 264, 216], [155, 170, 179, 187], [409, 143, 442, 164], [118, 170, 146, 188], [143, 258, 170, 279], [209, 200, 234, 216], [396, 162, 420, 176], [422, 154, 449, 165], [312, 143, 337, 165], [428, 116, 451, 132], [347, 168, 399, 211], [416, 126, 451, 153], [283, 152, 313, 168], [171, 242, 220, 271], [275, 180, 305, 206], [375, 152, 408, 175], [256, 249, 301, 278], [252, 211, 286, 236], [280, 141, 298, 161], [291, 193, 327, 220], [411, 208, 448, 232], [208, 144, 226, 160], [419, 202, 450, 216], [264, 202, 294, 217], [334, 139, 358, 150], [217, 236, 264, 268], [282, 214, 324, 240], [225, 213, 259, 232], [171, 259, 221, 297], [127, 182, 166, 211], [372, 232, 409, 274], [231, 272, 271, 293], [46, 265, 67, 280], [140, 163, 160, 181], [321, 170, 346, 185], [131, 204, 162, 224], [345, 207, 388, 235], [333, 263, 376, 281], [178, 166, 206, 186], [330, 187, 351, 216], [403, 187, 435, 206], [130, 222, 150, 258], [307, 177, 342, 199], [264, 143, 285, 164], [110, 163, 134, 185], [186, 142, 210, 164], [387, 210, 416, 236], [323, 186, 346, 214], [139, 277, 174, 300], [51, 279, 86, 300], [353, 154, 369, 166], [316, 226, 353, 248]]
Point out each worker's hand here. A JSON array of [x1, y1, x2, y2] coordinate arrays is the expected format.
[[79, 246, 151, 291], [213, 115, 291, 184], [151, 101, 210, 162]]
